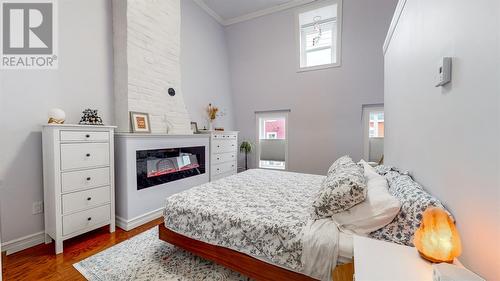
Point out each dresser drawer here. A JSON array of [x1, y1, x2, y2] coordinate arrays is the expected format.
[[61, 167, 110, 193], [60, 130, 109, 142], [214, 170, 237, 181], [61, 143, 110, 170], [212, 140, 237, 154], [62, 204, 110, 236], [212, 161, 236, 176], [62, 186, 111, 214], [212, 134, 237, 140], [212, 152, 236, 165]]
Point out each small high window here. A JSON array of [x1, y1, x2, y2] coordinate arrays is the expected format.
[[297, 0, 342, 71]]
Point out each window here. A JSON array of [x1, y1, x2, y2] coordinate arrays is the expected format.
[[297, 0, 342, 71], [363, 106, 384, 163], [256, 111, 289, 170]]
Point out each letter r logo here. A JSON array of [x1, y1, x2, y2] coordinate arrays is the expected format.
[[2, 2, 53, 54]]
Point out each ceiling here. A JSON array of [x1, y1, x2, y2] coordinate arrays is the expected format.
[[195, 0, 315, 25]]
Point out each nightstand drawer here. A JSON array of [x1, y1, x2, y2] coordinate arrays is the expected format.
[[212, 152, 236, 165], [61, 167, 110, 193], [212, 140, 237, 154], [61, 143, 110, 170], [62, 204, 110, 236], [212, 162, 236, 176], [60, 130, 109, 142], [62, 186, 111, 214]]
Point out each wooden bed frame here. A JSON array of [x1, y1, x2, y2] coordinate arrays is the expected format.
[[159, 224, 354, 281]]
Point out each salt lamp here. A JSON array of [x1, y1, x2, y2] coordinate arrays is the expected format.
[[413, 207, 462, 263]]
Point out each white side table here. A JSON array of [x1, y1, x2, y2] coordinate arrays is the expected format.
[[353, 235, 462, 281]]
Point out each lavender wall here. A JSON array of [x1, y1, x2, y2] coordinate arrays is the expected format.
[[181, 0, 235, 131], [225, 0, 398, 174], [384, 0, 500, 279]]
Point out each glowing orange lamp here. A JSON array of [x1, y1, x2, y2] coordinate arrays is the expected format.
[[413, 207, 462, 263]]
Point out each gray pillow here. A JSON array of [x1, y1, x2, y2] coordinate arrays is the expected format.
[[370, 173, 451, 246], [312, 156, 367, 218]]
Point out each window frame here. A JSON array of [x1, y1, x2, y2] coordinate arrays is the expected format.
[[295, 0, 343, 72], [255, 111, 290, 171], [362, 105, 384, 162]]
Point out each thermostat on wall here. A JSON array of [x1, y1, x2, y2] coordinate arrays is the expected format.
[[436, 57, 452, 87]]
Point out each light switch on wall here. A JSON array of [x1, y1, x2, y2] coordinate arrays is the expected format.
[[436, 57, 452, 87], [32, 201, 44, 215]]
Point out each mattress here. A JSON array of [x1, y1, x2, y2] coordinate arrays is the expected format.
[[163, 169, 353, 275]]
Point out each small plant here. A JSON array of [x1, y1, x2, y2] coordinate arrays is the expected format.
[[239, 141, 252, 170]]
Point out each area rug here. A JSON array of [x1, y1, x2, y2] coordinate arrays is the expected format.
[[73, 226, 250, 281]]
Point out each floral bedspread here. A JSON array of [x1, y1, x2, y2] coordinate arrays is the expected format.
[[163, 169, 325, 271]]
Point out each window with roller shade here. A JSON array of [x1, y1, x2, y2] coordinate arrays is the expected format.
[[297, 0, 342, 71], [362, 106, 384, 163], [256, 111, 289, 170]]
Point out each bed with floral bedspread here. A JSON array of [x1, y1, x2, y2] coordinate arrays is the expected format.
[[163, 169, 339, 280]]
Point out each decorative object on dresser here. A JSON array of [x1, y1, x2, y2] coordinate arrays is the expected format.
[[79, 109, 104, 125], [47, 108, 66, 124], [414, 207, 462, 263], [190, 122, 198, 134], [129, 111, 151, 133], [114, 133, 209, 231], [206, 103, 219, 131], [239, 141, 252, 170], [42, 124, 116, 254], [202, 131, 238, 181]]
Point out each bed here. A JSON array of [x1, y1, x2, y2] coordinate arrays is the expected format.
[[160, 169, 354, 281]]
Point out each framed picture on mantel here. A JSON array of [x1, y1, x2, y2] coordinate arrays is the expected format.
[[130, 112, 151, 133]]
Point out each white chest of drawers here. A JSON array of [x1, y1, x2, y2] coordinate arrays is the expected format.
[[204, 131, 238, 181], [42, 124, 116, 254]]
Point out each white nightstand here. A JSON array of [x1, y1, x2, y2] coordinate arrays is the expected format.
[[353, 235, 462, 281]]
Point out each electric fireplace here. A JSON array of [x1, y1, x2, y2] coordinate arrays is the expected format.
[[136, 146, 206, 190]]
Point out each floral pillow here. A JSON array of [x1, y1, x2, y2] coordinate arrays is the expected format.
[[327, 155, 354, 176], [374, 165, 408, 176], [312, 156, 367, 218], [369, 173, 450, 246]]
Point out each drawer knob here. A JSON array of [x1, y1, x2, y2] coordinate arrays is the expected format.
[[87, 197, 92, 201], [87, 217, 92, 221], [217, 158, 220, 160], [86, 177, 91, 181], [86, 153, 91, 157], [217, 145, 220, 148], [85, 134, 90, 138]]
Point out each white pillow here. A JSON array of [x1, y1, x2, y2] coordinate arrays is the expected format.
[[332, 160, 401, 235]]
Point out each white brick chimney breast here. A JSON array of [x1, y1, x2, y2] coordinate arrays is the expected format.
[[112, 0, 192, 134]]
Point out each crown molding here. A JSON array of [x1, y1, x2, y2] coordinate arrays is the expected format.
[[194, 0, 317, 26], [383, 0, 408, 54], [193, 0, 225, 25]]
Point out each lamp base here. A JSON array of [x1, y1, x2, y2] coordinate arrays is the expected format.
[[418, 250, 454, 264]]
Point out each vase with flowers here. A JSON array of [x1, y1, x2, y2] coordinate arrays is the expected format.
[[206, 103, 219, 131]]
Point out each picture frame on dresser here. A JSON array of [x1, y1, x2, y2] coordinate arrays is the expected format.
[[42, 124, 117, 254]]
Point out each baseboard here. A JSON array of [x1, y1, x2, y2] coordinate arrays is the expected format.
[[116, 207, 164, 231], [1, 231, 45, 255], [1, 210, 164, 255]]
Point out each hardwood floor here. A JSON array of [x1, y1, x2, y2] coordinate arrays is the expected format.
[[2, 219, 354, 281], [1, 218, 163, 281]]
